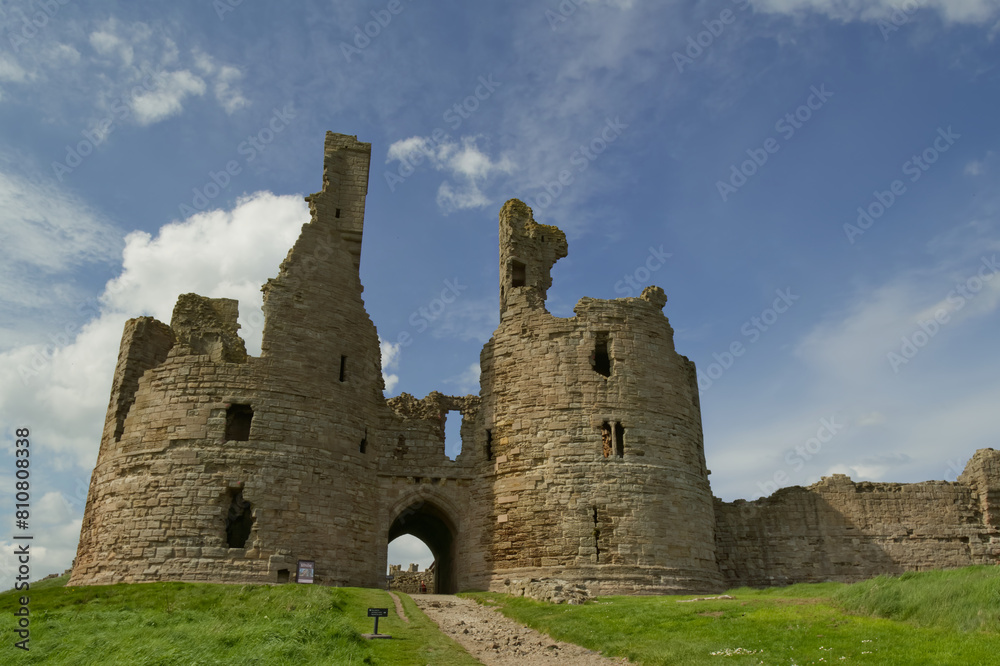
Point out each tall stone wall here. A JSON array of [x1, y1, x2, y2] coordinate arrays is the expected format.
[[479, 200, 722, 595], [715, 452, 1000, 587]]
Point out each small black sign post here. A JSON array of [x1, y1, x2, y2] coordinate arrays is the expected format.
[[367, 607, 389, 638]]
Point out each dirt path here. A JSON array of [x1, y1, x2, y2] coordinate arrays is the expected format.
[[411, 594, 631, 665], [387, 591, 409, 623]]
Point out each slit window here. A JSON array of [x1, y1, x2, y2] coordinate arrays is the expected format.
[[335, 208, 341, 218], [360, 431, 368, 453], [339, 355, 347, 382], [225, 404, 253, 441], [593, 333, 611, 377], [511, 260, 526, 288], [601, 421, 612, 458], [486, 429, 493, 461], [225, 489, 254, 548], [614, 422, 625, 458]]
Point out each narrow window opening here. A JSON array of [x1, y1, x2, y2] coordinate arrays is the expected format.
[[601, 422, 612, 458], [485, 429, 493, 461], [360, 429, 368, 454], [225, 404, 253, 441], [592, 332, 611, 377], [444, 410, 462, 460], [339, 355, 347, 382], [225, 489, 254, 548], [276, 569, 290, 584], [511, 260, 526, 288], [614, 422, 625, 458], [592, 506, 600, 563], [335, 208, 341, 218]]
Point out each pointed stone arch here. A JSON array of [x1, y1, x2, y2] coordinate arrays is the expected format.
[[387, 493, 461, 594]]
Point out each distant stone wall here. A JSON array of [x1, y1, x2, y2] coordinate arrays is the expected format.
[[715, 449, 1000, 587], [388, 564, 435, 594]]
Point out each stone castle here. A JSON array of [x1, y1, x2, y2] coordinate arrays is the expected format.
[[69, 132, 1000, 596]]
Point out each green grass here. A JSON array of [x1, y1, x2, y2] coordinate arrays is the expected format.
[[833, 565, 1000, 633], [3, 580, 477, 665], [462, 565, 1000, 665]]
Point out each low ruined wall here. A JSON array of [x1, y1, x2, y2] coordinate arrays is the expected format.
[[716, 466, 1000, 587]]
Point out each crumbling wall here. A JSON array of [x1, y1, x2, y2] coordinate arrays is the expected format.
[[479, 200, 722, 595], [715, 463, 1000, 587]]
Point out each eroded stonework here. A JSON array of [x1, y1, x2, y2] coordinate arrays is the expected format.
[[69, 132, 1000, 595]]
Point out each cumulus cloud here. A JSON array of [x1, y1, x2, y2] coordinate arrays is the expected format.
[[444, 362, 481, 395], [386, 135, 515, 213]]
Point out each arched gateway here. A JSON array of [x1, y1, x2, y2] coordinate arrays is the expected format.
[[387, 500, 458, 594]]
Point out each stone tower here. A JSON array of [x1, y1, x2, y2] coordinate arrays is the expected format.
[[479, 200, 724, 594]]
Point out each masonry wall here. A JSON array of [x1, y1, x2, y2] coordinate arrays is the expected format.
[[715, 451, 1000, 587], [478, 200, 723, 595]]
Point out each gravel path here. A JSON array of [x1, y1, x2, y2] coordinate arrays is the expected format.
[[411, 594, 631, 665]]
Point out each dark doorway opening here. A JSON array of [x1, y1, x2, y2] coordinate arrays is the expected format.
[[225, 489, 253, 548], [388, 501, 457, 594], [225, 404, 253, 441]]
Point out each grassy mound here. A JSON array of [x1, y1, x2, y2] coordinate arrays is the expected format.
[[833, 565, 1000, 633], [3, 580, 476, 665]]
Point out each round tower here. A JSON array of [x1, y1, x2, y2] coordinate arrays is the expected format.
[[479, 200, 723, 595]]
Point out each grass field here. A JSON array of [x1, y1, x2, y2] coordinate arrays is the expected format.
[[6, 566, 999, 664], [3, 578, 476, 665], [462, 565, 1000, 665]]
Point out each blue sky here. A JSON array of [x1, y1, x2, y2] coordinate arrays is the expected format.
[[1, 0, 999, 579]]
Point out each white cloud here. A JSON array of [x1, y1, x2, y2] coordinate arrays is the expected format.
[[0, 53, 28, 83], [132, 70, 207, 125], [749, 0, 1000, 24], [386, 135, 515, 213], [380, 337, 401, 393]]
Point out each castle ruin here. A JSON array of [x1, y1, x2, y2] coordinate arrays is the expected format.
[[69, 132, 1000, 597]]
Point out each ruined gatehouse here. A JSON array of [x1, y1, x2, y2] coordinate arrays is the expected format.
[[69, 132, 1000, 597]]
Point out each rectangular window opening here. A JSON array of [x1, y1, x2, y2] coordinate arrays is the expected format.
[[511, 260, 526, 288], [593, 333, 611, 377], [485, 429, 493, 461], [444, 410, 462, 460], [339, 355, 347, 382], [614, 422, 625, 458], [225, 488, 254, 548], [360, 429, 368, 454], [592, 506, 601, 563], [225, 404, 253, 441], [276, 569, 290, 584], [601, 421, 612, 458], [335, 208, 341, 218]]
